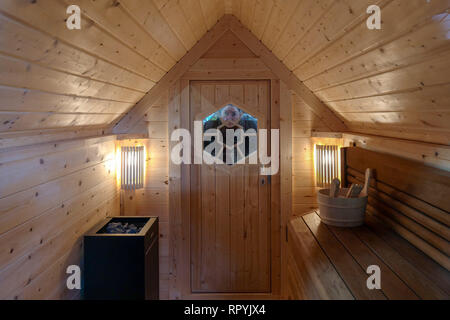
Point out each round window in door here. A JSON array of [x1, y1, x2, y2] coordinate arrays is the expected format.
[[203, 104, 258, 164]]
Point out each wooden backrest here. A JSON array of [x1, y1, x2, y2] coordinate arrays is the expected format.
[[341, 147, 450, 270]]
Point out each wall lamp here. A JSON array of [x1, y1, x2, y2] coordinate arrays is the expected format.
[[314, 144, 341, 188], [120, 146, 144, 190]]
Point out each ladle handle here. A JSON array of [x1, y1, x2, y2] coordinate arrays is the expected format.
[[361, 168, 373, 196]]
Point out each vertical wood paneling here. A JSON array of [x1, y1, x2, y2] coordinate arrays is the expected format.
[[188, 80, 273, 295], [279, 81, 292, 298]]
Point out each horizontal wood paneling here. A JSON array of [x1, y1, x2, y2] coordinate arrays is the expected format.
[[117, 93, 169, 299], [0, 54, 144, 103], [0, 135, 119, 299], [0, 126, 111, 150], [112, 16, 231, 133], [230, 0, 450, 144], [343, 132, 450, 171], [0, 86, 133, 114], [0, 0, 225, 134], [0, 136, 116, 198], [345, 147, 450, 212], [1, 1, 448, 142], [0, 13, 154, 92], [291, 93, 333, 217], [343, 147, 450, 270]]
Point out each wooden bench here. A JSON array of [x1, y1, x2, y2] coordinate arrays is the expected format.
[[287, 210, 450, 300], [342, 147, 450, 270]]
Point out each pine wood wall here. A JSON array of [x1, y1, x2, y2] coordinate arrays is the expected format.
[[118, 93, 170, 299], [0, 135, 119, 299], [291, 93, 340, 217], [0, 0, 224, 134], [231, 0, 450, 145]]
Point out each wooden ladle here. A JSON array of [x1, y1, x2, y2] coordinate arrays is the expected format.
[[360, 168, 373, 197]]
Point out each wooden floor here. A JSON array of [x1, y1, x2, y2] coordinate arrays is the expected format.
[[287, 211, 450, 300]]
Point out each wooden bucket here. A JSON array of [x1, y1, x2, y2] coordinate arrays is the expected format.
[[317, 188, 368, 227]]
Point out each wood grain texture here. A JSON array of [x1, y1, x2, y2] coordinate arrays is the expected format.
[[113, 16, 231, 133], [227, 1, 450, 143], [0, 136, 119, 299], [346, 147, 450, 212], [287, 211, 450, 300], [344, 147, 450, 271], [228, 16, 347, 132], [189, 80, 271, 293], [116, 92, 170, 299], [1, 1, 449, 144], [0, 0, 225, 134]]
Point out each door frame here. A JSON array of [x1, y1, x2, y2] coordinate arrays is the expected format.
[[169, 78, 289, 300]]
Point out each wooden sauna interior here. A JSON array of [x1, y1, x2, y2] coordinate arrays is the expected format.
[[0, 0, 449, 300]]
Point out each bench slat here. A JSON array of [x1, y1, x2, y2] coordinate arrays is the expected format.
[[303, 213, 386, 300], [354, 223, 449, 299], [327, 223, 419, 300], [366, 205, 450, 270], [286, 248, 322, 299], [365, 213, 450, 296], [288, 217, 353, 300]]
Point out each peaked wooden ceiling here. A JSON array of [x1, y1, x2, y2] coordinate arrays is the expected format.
[[0, 0, 449, 144]]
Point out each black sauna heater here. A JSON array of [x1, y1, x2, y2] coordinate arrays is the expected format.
[[83, 216, 159, 300]]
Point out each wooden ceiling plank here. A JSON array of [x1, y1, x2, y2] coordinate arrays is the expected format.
[[120, 0, 187, 60], [304, 14, 450, 92], [316, 50, 450, 102], [156, 0, 198, 49], [0, 112, 118, 133], [0, 13, 154, 93], [178, 0, 209, 40], [199, 0, 223, 30], [69, 0, 176, 72], [0, 53, 145, 104], [283, 0, 388, 71], [228, 15, 348, 132], [231, 0, 243, 19], [0, 0, 163, 81], [113, 15, 232, 133], [327, 83, 450, 113], [0, 86, 132, 114], [237, 0, 256, 29], [294, 0, 449, 81], [224, 0, 233, 15], [341, 111, 450, 132], [347, 123, 450, 146], [260, 0, 301, 51], [272, 0, 334, 60], [250, 0, 274, 40], [0, 126, 111, 150]]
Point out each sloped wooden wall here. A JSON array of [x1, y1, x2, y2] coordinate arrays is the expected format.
[[118, 94, 170, 299], [2, 1, 448, 144], [0, 136, 119, 299], [230, 0, 450, 144], [0, 0, 224, 134], [291, 93, 340, 217]]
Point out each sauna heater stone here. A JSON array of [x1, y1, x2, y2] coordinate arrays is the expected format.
[[83, 216, 159, 300]]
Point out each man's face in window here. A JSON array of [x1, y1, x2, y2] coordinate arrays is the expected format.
[[220, 105, 241, 128]]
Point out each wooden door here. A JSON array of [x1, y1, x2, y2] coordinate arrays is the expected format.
[[190, 80, 271, 293]]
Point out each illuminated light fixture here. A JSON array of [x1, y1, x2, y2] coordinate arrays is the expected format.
[[314, 144, 340, 188], [121, 146, 144, 190]]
